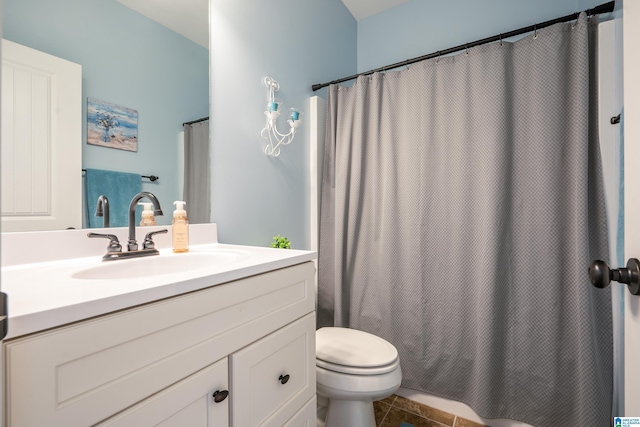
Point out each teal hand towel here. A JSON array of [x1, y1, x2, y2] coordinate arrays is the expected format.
[[85, 168, 142, 228]]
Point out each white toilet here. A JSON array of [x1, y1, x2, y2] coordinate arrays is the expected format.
[[315, 327, 402, 427]]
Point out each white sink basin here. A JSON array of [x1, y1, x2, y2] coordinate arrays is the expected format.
[[72, 250, 245, 280]]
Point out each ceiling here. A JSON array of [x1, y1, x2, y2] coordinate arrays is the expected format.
[[116, 0, 403, 49], [116, 0, 209, 48], [341, 0, 410, 20]]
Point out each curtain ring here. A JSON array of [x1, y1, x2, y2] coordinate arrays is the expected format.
[[404, 60, 411, 71], [436, 51, 441, 64], [533, 24, 538, 39], [465, 45, 469, 55], [499, 33, 503, 46]]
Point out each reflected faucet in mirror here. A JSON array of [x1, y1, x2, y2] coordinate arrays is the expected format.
[[95, 195, 110, 228], [87, 192, 167, 261]]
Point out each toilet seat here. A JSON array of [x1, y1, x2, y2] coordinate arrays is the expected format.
[[317, 356, 399, 375], [316, 327, 399, 375]]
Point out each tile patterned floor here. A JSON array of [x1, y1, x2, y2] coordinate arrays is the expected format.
[[373, 395, 490, 427]]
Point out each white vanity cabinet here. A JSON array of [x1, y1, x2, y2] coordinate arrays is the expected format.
[[3, 261, 316, 427]]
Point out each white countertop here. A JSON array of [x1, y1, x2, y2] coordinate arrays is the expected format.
[[1, 224, 316, 340]]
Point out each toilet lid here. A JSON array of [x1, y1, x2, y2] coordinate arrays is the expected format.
[[316, 327, 398, 369]]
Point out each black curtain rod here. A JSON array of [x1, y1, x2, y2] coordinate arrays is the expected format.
[[312, 0, 614, 91], [82, 169, 159, 182], [183, 116, 209, 126]]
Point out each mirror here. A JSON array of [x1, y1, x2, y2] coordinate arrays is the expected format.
[[1, 0, 209, 230]]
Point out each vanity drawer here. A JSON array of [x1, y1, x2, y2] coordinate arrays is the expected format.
[[230, 313, 316, 427], [4, 262, 315, 427]]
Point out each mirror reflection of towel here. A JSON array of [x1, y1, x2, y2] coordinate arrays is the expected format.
[[85, 168, 141, 228]]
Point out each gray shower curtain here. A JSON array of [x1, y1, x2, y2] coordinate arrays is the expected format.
[[318, 14, 612, 427], [183, 120, 211, 224]]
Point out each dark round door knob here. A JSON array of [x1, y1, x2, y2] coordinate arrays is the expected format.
[[212, 390, 229, 403], [588, 260, 611, 288], [278, 374, 290, 385], [589, 258, 640, 295]]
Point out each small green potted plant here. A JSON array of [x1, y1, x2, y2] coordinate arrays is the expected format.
[[270, 235, 291, 249]]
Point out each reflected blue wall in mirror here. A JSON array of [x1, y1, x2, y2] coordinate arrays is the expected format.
[[3, 0, 209, 227]]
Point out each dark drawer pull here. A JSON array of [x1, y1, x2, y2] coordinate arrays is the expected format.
[[212, 390, 229, 403], [279, 374, 290, 385]]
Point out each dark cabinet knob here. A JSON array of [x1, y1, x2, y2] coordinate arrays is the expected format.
[[278, 374, 290, 385], [212, 390, 229, 403], [589, 258, 640, 295]]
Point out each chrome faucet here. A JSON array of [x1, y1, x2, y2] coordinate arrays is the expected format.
[[127, 192, 163, 251], [87, 191, 167, 261], [95, 195, 110, 227]]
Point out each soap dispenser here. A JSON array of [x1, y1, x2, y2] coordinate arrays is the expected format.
[[172, 201, 189, 253], [139, 202, 157, 226]]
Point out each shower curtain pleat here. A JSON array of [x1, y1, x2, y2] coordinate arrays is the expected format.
[[183, 120, 211, 224], [318, 13, 612, 427]]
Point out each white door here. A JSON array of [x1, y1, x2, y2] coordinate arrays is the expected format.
[[1, 39, 81, 231], [0, 18, 8, 427], [623, 1, 640, 416]]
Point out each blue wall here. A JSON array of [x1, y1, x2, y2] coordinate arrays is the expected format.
[[358, 0, 615, 72], [3, 0, 209, 226], [209, 0, 617, 249], [5, 0, 613, 246], [210, 0, 357, 248]]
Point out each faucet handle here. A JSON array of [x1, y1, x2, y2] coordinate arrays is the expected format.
[[87, 232, 122, 253], [143, 229, 168, 250]]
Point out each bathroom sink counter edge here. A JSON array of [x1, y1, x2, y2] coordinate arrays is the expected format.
[[1, 224, 316, 340]]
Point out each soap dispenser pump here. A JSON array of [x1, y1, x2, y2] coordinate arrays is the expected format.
[[172, 201, 189, 253], [139, 202, 157, 226]]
